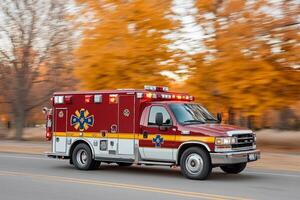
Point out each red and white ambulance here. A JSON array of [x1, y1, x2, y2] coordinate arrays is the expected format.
[[44, 85, 260, 180]]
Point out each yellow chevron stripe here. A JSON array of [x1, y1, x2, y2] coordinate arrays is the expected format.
[[53, 132, 215, 143], [176, 136, 215, 143]]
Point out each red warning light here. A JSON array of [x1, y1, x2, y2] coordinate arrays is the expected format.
[[109, 94, 118, 104], [146, 93, 153, 98]]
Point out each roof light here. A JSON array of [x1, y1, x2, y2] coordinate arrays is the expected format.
[[177, 95, 182, 100], [161, 94, 171, 99], [144, 85, 169, 92], [109, 94, 118, 104], [162, 87, 169, 92], [136, 93, 143, 98], [64, 95, 72, 104], [94, 94, 102, 103], [54, 96, 64, 104], [144, 85, 157, 91], [85, 95, 93, 103], [145, 92, 153, 98]]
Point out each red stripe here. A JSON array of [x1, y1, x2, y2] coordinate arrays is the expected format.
[[139, 140, 215, 150]]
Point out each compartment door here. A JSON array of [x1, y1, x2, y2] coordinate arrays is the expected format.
[[118, 95, 135, 155], [54, 108, 67, 153]]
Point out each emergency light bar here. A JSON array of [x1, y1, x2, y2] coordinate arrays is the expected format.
[[144, 85, 169, 92], [136, 92, 194, 101]]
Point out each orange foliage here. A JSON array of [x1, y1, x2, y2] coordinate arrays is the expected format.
[[188, 0, 300, 118], [75, 0, 175, 90]]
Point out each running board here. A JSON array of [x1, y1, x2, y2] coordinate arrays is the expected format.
[[95, 157, 134, 163], [138, 161, 175, 166]]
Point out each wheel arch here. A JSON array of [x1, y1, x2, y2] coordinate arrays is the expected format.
[[176, 141, 211, 165], [69, 139, 95, 161]]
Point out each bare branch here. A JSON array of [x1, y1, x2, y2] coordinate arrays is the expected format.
[[0, 50, 11, 60], [25, 89, 56, 112]]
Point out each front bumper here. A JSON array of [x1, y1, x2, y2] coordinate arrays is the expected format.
[[210, 149, 260, 165]]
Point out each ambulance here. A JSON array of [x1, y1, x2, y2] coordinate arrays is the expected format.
[[44, 85, 260, 180]]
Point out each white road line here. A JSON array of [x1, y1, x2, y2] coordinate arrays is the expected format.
[[0, 154, 50, 160], [245, 171, 300, 178]]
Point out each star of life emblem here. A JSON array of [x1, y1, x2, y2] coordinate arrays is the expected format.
[[152, 134, 164, 147], [123, 109, 130, 117], [70, 109, 94, 131]]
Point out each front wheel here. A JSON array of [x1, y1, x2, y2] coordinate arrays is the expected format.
[[220, 163, 247, 174], [180, 147, 212, 180]]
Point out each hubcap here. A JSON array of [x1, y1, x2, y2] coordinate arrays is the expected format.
[[185, 153, 204, 175], [76, 149, 88, 166]]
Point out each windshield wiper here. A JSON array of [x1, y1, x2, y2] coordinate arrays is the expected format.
[[205, 118, 218, 121], [183, 120, 205, 124]]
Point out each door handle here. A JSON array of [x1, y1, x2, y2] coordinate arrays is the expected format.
[[143, 130, 148, 139]]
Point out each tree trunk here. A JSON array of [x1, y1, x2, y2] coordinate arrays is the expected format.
[[14, 75, 27, 140], [247, 115, 254, 129], [228, 107, 235, 125], [15, 109, 26, 140]]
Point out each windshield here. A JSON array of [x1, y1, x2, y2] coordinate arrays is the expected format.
[[169, 103, 218, 125]]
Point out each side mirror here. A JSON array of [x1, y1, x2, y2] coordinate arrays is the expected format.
[[155, 112, 163, 126], [217, 112, 222, 123], [42, 107, 48, 114]]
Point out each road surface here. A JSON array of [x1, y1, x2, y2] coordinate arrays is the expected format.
[[0, 152, 299, 200]]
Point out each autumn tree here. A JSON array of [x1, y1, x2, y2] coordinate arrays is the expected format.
[[75, 0, 177, 90], [187, 0, 300, 127], [0, 0, 76, 139]]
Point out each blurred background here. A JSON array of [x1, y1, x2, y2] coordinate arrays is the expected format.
[[0, 0, 299, 153]]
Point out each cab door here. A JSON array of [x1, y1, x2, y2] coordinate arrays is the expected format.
[[140, 105, 176, 161], [118, 95, 135, 155], [54, 108, 67, 153]]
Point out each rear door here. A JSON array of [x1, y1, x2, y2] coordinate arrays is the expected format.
[[54, 108, 67, 153], [118, 95, 135, 155]]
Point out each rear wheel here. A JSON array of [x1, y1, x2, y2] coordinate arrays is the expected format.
[[180, 147, 212, 180], [72, 143, 100, 170], [220, 163, 247, 174]]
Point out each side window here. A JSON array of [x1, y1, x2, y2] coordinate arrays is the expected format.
[[148, 106, 172, 126]]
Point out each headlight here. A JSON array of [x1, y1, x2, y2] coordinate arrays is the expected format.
[[215, 137, 238, 145]]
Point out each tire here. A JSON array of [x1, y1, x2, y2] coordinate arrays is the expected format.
[[117, 162, 133, 167], [72, 143, 99, 170], [180, 147, 212, 180], [220, 163, 247, 174]]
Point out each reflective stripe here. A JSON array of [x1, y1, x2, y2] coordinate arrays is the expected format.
[[53, 132, 215, 143], [176, 136, 215, 143]]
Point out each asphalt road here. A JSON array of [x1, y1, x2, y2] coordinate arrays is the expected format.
[[0, 153, 299, 200]]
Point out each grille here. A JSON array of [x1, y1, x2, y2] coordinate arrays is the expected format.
[[231, 133, 255, 150]]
